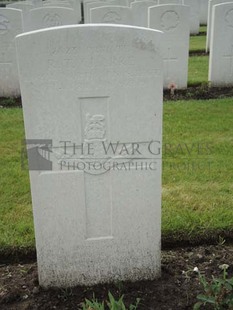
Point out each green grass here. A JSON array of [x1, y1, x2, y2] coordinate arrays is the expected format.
[[163, 98, 233, 238], [0, 109, 33, 248], [199, 25, 207, 33], [190, 35, 206, 52], [188, 55, 209, 85], [0, 100, 233, 248]]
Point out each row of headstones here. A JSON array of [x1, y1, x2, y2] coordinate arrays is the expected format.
[[1, 0, 233, 97], [0, 0, 208, 97], [6, 0, 82, 31], [84, 0, 201, 35], [0, 0, 82, 97], [209, 2, 233, 86], [0, 2, 191, 94]]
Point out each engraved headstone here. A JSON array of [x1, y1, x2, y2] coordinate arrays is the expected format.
[[6, 2, 34, 31], [199, 0, 208, 24], [43, 0, 82, 23], [183, 0, 200, 34], [158, 0, 200, 34], [158, 0, 182, 3], [131, 0, 158, 28], [83, 0, 130, 22], [16, 24, 163, 287], [28, 7, 78, 31], [149, 4, 190, 88], [209, 2, 233, 85], [31, 0, 43, 7], [90, 6, 133, 24], [83, 0, 102, 23], [0, 8, 22, 97], [85, 0, 129, 23], [206, 0, 233, 52]]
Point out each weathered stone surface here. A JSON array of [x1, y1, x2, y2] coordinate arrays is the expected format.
[[149, 4, 190, 88], [16, 24, 163, 287], [90, 5, 133, 24], [28, 7, 78, 31], [209, 2, 233, 86], [0, 8, 23, 97]]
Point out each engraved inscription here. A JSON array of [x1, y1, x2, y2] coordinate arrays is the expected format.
[[0, 15, 10, 34], [43, 13, 62, 28], [163, 47, 178, 81], [160, 10, 179, 31], [133, 38, 158, 54], [80, 97, 112, 240], [84, 114, 106, 141], [223, 44, 233, 76], [102, 11, 121, 23], [225, 9, 233, 27]]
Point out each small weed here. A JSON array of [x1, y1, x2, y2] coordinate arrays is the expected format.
[[81, 292, 140, 310], [194, 265, 233, 309], [217, 236, 226, 246], [58, 288, 73, 301], [0, 97, 17, 107]]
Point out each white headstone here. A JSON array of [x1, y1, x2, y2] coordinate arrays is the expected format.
[[83, 0, 99, 22], [83, 0, 130, 22], [149, 4, 190, 88], [43, 0, 82, 23], [182, 0, 200, 34], [16, 24, 163, 287], [134, 0, 157, 2], [85, 0, 129, 23], [6, 2, 34, 31], [209, 2, 233, 85], [158, 0, 182, 4], [0, 8, 23, 97], [199, 0, 208, 24], [28, 7, 78, 31], [131, 1, 158, 27], [90, 6, 133, 24], [206, 0, 233, 52], [31, 0, 43, 7]]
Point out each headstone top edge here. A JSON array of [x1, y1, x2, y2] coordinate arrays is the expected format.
[[150, 4, 190, 8], [15, 23, 164, 40], [213, 2, 233, 9], [0, 7, 24, 12]]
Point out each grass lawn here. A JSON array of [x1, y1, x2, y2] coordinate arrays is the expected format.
[[163, 98, 233, 239], [189, 35, 206, 52], [0, 99, 233, 248], [199, 25, 207, 33], [0, 109, 33, 248], [188, 55, 209, 85]]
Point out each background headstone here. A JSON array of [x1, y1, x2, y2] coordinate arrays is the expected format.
[[199, 0, 208, 24], [43, 0, 82, 23], [182, 0, 200, 34], [206, 0, 233, 52], [28, 7, 78, 31], [149, 4, 190, 88], [83, 0, 129, 22], [131, 1, 157, 27], [7, 2, 34, 31], [85, 0, 129, 23], [0, 8, 22, 97], [90, 6, 133, 24], [158, 0, 182, 4], [16, 24, 163, 287], [209, 2, 233, 85]]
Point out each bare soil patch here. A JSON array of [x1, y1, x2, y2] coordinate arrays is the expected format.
[[1, 244, 233, 310]]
